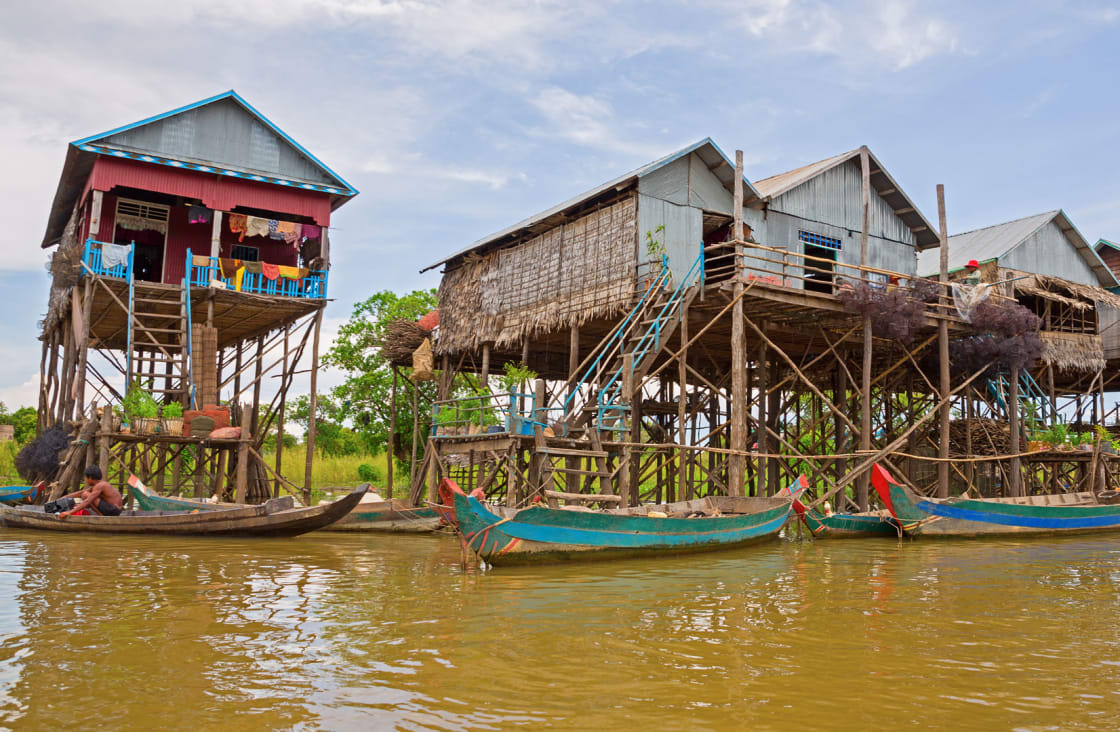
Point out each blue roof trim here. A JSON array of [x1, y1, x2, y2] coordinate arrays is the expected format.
[[71, 90, 357, 196], [1096, 238, 1120, 253], [75, 143, 352, 196]]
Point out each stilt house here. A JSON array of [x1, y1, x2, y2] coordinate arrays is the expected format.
[[38, 91, 356, 502]]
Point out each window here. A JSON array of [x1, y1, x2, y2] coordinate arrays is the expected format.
[[115, 199, 169, 235], [798, 230, 841, 250], [231, 245, 260, 261]]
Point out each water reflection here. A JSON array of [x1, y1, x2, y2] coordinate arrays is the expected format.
[[0, 530, 1117, 729]]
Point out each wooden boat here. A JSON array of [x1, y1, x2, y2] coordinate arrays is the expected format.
[[872, 463, 1120, 538], [0, 485, 366, 537], [129, 477, 441, 533], [446, 475, 807, 566], [0, 482, 44, 505], [792, 498, 902, 538]]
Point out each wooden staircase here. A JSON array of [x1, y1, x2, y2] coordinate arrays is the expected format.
[[126, 283, 190, 402]]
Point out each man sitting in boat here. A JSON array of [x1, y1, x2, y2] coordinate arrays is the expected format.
[[59, 467, 124, 519]]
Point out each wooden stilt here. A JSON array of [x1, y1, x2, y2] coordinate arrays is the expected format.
[[304, 308, 323, 505]]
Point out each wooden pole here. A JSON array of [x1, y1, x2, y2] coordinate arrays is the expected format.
[[936, 183, 951, 498], [858, 146, 872, 511], [234, 436, 250, 503], [274, 325, 288, 497], [304, 309, 323, 504], [618, 353, 634, 505], [729, 150, 747, 497], [98, 402, 111, 478], [756, 325, 769, 496], [480, 342, 491, 390], [387, 368, 397, 500], [1009, 364, 1022, 497], [677, 300, 689, 501]]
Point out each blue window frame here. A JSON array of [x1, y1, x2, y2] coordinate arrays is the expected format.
[[798, 230, 842, 250]]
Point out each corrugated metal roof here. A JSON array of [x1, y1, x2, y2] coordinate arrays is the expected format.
[[917, 210, 1118, 287], [421, 138, 759, 272], [753, 146, 940, 250], [1096, 238, 1120, 253]]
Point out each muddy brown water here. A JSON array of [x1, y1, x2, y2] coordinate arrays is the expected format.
[[0, 528, 1117, 730]]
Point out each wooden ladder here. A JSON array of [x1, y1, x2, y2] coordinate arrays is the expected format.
[[126, 287, 190, 401]]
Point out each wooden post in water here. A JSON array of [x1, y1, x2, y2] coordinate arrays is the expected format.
[[729, 150, 747, 498], [619, 353, 634, 506], [858, 146, 872, 511], [677, 300, 689, 502], [937, 184, 952, 498], [387, 368, 397, 500], [756, 324, 769, 497], [1009, 364, 1023, 496], [304, 309, 323, 505]]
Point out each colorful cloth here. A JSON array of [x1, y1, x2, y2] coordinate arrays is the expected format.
[[300, 224, 321, 241], [228, 214, 248, 241], [275, 221, 299, 244], [219, 258, 240, 278], [261, 262, 280, 281], [188, 206, 211, 224], [277, 265, 303, 280], [235, 266, 245, 292], [245, 216, 270, 239], [101, 243, 131, 269], [242, 260, 264, 275]]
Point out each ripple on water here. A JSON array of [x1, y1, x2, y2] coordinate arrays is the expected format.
[[0, 531, 1117, 728]]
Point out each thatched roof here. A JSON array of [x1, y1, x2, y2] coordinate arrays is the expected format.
[[1039, 331, 1105, 373], [1002, 268, 1120, 309]]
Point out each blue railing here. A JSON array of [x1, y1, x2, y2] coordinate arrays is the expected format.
[[596, 252, 705, 420], [82, 239, 132, 279], [186, 254, 328, 299], [988, 369, 1058, 425], [431, 390, 551, 438]]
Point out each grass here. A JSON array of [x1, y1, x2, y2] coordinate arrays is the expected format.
[[0, 441, 20, 484], [263, 449, 397, 499]]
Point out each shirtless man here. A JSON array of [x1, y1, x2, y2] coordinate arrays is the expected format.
[[59, 466, 124, 519]]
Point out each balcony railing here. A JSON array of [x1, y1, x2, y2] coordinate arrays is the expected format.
[[186, 250, 328, 299], [81, 239, 132, 279], [80, 240, 328, 299]]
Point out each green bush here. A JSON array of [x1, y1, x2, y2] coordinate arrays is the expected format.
[[357, 463, 381, 483]]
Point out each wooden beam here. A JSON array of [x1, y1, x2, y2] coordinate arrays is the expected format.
[[936, 184, 951, 498]]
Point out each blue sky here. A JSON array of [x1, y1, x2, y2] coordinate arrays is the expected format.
[[1, 0, 1118, 408]]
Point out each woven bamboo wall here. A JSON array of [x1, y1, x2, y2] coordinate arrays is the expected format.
[[438, 196, 637, 355]]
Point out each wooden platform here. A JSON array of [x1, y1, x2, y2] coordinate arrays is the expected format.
[[85, 276, 323, 351]]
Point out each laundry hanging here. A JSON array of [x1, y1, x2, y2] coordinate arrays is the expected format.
[[228, 214, 248, 241], [245, 216, 270, 238], [262, 262, 280, 280], [101, 243, 131, 269]]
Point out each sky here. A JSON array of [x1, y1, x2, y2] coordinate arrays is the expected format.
[[1, 0, 1119, 410]]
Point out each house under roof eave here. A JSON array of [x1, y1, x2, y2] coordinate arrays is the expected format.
[[752, 146, 940, 250], [421, 138, 759, 273], [917, 210, 1118, 288], [41, 90, 357, 249]]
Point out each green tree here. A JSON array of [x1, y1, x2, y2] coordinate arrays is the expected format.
[[322, 288, 439, 464], [288, 394, 372, 457], [0, 404, 37, 443]]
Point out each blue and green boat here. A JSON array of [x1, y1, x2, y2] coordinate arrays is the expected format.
[[449, 475, 807, 566], [792, 498, 902, 538], [872, 464, 1120, 538]]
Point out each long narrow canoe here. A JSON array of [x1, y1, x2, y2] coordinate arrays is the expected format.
[[792, 498, 902, 538], [0, 486, 366, 537], [449, 476, 807, 566], [129, 477, 441, 533], [0, 483, 44, 505], [872, 463, 1120, 538]]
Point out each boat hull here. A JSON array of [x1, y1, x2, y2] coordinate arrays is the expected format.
[[452, 492, 794, 566], [0, 484, 43, 506], [872, 465, 1120, 538], [0, 488, 366, 538], [130, 483, 440, 533], [793, 499, 900, 539]]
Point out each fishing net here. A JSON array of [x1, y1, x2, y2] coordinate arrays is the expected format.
[[15, 425, 72, 483]]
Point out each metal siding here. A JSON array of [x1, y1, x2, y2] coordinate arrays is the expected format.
[[688, 152, 733, 214], [102, 98, 332, 185], [636, 156, 689, 205], [1000, 221, 1099, 286], [768, 159, 916, 247], [1098, 303, 1120, 359], [86, 156, 333, 225], [637, 194, 702, 282]]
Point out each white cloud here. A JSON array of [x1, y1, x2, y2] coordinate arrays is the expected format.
[[728, 0, 959, 71], [0, 374, 41, 411], [529, 86, 666, 158]]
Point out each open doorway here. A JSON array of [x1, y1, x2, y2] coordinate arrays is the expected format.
[[803, 243, 836, 293], [113, 199, 169, 283]]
